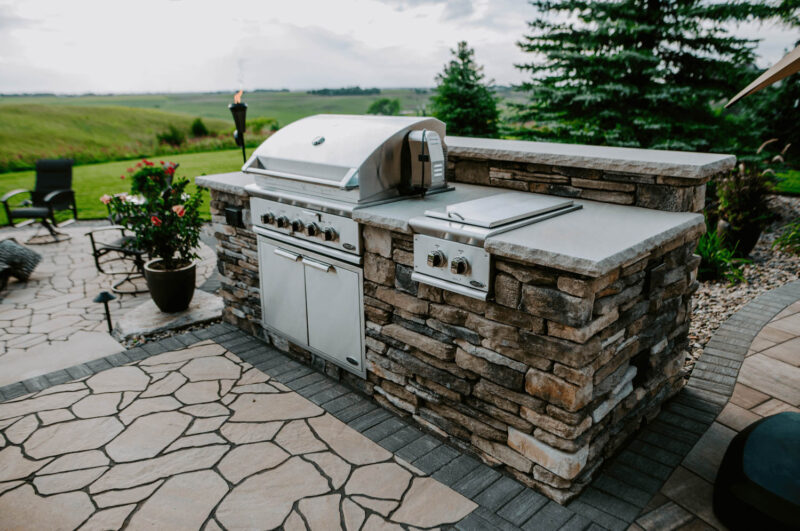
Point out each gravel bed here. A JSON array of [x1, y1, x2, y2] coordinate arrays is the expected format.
[[687, 194, 800, 372]]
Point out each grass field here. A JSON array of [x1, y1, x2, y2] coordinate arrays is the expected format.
[[0, 104, 237, 173], [777, 170, 800, 195], [0, 149, 245, 225], [0, 89, 435, 129]]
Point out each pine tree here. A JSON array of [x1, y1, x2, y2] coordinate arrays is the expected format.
[[432, 42, 500, 138], [514, 0, 796, 152]]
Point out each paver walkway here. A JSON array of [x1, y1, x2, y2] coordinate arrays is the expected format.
[[0, 224, 216, 387], [0, 337, 476, 530], [633, 281, 800, 530]]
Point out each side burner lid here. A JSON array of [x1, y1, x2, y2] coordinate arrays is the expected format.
[[425, 192, 575, 228]]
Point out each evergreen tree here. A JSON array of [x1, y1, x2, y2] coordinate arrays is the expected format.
[[514, 0, 796, 152], [432, 42, 500, 138]]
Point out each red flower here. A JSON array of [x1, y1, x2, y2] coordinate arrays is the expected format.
[[172, 205, 186, 217], [120, 174, 125, 180], [151, 215, 162, 226], [127, 167, 134, 173]]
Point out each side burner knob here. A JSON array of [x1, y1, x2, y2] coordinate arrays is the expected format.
[[450, 256, 469, 275], [260, 212, 275, 225], [322, 227, 337, 241], [275, 216, 290, 229], [427, 250, 446, 268], [305, 223, 320, 237], [290, 219, 305, 232]]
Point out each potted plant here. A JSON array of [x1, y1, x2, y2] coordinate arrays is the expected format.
[[716, 162, 775, 258], [104, 160, 204, 312]]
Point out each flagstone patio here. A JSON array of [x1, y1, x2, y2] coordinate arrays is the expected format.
[[0, 223, 217, 387], [0, 338, 477, 530]]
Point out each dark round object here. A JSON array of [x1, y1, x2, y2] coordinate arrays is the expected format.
[[143, 259, 196, 313], [713, 412, 800, 531], [717, 218, 762, 258]]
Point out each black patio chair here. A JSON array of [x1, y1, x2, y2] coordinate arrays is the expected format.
[[86, 199, 148, 294], [1, 159, 78, 244]]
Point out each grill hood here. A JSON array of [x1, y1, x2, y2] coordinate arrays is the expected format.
[[243, 114, 447, 205]]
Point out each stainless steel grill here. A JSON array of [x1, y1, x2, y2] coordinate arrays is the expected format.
[[245, 114, 451, 378], [244, 114, 448, 206]]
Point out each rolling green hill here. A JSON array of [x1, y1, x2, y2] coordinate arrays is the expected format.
[[0, 89, 434, 129], [0, 104, 233, 172]]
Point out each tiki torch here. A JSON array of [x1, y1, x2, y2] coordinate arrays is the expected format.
[[229, 90, 248, 163]]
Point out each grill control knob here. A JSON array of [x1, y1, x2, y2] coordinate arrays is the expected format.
[[427, 250, 446, 268], [275, 216, 290, 229], [290, 219, 305, 232], [322, 227, 337, 241], [260, 212, 275, 225], [450, 256, 469, 275], [305, 223, 320, 237]]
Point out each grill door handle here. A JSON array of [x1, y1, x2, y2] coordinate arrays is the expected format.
[[302, 257, 334, 273], [274, 248, 301, 261]]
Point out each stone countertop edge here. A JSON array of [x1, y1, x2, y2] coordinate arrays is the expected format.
[[195, 172, 251, 197], [446, 136, 736, 180], [195, 173, 706, 278], [485, 214, 705, 278]]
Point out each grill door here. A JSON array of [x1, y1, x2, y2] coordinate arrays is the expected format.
[[303, 257, 363, 372], [258, 238, 308, 345]]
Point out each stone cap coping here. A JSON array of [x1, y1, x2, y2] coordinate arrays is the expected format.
[[446, 136, 736, 180], [195, 172, 253, 197], [485, 199, 704, 277]]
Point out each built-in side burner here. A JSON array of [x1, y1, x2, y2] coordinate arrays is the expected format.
[[410, 191, 582, 300], [425, 192, 575, 228]]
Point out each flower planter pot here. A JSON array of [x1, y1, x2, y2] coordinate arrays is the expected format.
[[717, 219, 762, 258], [144, 259, 196, 313]]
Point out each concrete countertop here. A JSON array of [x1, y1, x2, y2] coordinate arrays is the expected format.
[[196, 174, 704, 279], [195, 172, 252, 197], [355, 183, 704, 278], [446, 136, 735, 180]]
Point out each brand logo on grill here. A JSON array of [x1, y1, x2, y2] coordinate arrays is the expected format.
[[312, 136, 325, 146]]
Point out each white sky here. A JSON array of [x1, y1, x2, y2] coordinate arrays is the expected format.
[[0, 0, 796, 94]]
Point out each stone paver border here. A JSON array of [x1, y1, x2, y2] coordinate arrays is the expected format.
[[2, 282, 799, 531]]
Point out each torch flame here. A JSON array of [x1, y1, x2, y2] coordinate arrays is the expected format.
[[234, 90, 243, 104]]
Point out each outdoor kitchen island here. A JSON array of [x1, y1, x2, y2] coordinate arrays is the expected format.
[[197, 129, 735, 503]]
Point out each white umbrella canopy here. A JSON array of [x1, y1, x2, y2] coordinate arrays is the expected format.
[[726, 44, 800, 107]]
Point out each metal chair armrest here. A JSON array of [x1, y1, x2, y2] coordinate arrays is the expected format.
[[43, 189, 75, 204], [1, 189, 31, 204]]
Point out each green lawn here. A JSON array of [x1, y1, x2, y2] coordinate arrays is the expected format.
[[776, 170, 800, 195], [0, 149, 245, 225], [0, 104, 236, 173]]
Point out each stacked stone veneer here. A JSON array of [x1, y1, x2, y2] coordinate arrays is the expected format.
[[447, 151, 707, 213], [207, 186, 704, 502], [357, 224, 702, 502]]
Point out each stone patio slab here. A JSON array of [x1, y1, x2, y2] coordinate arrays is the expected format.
[[0, 331, 123, 388], [113, 290, 223, 341]]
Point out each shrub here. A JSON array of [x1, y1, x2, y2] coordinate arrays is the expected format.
[[697, 228, 748, 284], [367, 98, 401, 116], [247, 117, 280, 134], [773, 218, 800, 254], [156, 125, 186, 147], [190, 118, 209, 138]]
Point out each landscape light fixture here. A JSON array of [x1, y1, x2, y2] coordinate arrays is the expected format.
[[229, 90, 248, 163], [93, 291, 117, 333]]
